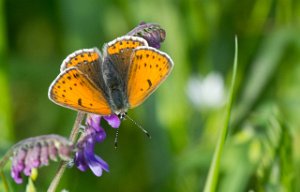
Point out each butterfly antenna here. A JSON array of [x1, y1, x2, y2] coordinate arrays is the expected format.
[[114, 129, 119, 149], [125, 114, 151, 139]]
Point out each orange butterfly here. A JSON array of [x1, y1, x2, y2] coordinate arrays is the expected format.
[[48, 36, 174, 118]]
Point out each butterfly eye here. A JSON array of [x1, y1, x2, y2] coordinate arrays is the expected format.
[[118, 113, 126, 120]]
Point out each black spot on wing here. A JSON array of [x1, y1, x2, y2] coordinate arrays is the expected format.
[[147, 79, 152, 90], [73, 73, 79, 78], [78, 98, 82, 106]]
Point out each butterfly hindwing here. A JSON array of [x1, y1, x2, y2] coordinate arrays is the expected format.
[[59, 48, 107, 94], [48, 67, 112, 115], [127, 46, 174, 108], [104, 36, 148, 81], [60, 48, 102, 71]]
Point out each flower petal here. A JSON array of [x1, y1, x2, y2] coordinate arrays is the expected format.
[[11, 168, 23, 184], [87, 114, 102, 131], [48, 142, 58, 161], [23, 149, 35, 176], [13, 149, 26, 172], [74, 149, 89, 172], [31, 145, 41, 168], [103, 115, 121, 128], [83, 139, 108, 176], [94, 155, 109, 172], [40, 145, 49, 166], [94, 128, 106, 143]]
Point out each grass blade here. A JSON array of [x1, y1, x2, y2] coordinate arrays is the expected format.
[[204, 36, 238, 192]]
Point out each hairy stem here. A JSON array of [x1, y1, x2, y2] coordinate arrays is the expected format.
[[47, 112, 85, 192]]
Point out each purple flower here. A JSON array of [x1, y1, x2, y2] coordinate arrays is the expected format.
[[74, 114, 120, 176], [127, 22, 166, 49], [11, 149, 26, 184], [10, 135, 73, 184]]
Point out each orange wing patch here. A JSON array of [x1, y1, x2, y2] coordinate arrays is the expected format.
[[48, 67, 112, 115], [60, 48, 101, 72], [106, 36, 148, 55], [127, 46, 174, 108]]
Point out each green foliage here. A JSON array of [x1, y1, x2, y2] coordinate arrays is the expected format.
[[1, 0, 300, 191]]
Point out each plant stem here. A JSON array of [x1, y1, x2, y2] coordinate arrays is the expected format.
[[203, 36, 238, 192], [0, 170, 10, 192], [47, 112, 85, 192]]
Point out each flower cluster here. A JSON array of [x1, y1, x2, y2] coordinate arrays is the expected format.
[[74, 114, 120, 176], [10, 135, 73, 184], [127, 22, 166, 49]]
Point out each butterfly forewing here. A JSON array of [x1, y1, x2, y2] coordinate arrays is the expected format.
[[48, 67, 112, 115], [127, 46, 174, 108], [104, 36, 148, 81]]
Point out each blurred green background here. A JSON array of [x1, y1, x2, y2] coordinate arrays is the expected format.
[[1, 0, 300, 191]]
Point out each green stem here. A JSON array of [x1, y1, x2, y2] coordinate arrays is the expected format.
[[203, 36, 238, 192], [47, 112, 85, 192], [0, 170, 10, 192]]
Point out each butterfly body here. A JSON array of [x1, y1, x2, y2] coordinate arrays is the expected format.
[[101, 56, 129, 115], [49, 36, 174, 116]]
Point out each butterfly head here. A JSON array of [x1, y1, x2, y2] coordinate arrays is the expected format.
[[116, 111, 127, 120]]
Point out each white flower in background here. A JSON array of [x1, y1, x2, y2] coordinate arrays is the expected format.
[[186, 72, 225, 109]]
